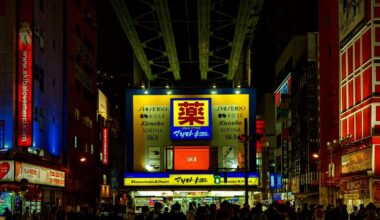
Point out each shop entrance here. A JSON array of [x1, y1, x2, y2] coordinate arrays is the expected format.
[[132, 190, 251, 214]]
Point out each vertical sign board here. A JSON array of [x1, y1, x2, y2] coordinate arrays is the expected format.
[[102, 128, 109, 165], [269, 173, 283, 189], [282, 128, 289, 178], [0, 121, 4, 149], [170, 98, 212, 140], [270, 173, 276, 189], [17, 23, 33, 147]]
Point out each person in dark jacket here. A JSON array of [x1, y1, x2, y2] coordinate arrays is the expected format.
[[169, 202, 186, 220]]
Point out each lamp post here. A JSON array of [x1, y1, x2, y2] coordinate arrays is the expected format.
[[326, 138, 339, 206], [244, 118, 249, 206]]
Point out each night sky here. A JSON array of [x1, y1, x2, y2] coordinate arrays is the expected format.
[[97, 0, 318, 103]]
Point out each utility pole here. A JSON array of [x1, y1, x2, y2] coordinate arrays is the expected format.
[[244, 118, 249, 206]]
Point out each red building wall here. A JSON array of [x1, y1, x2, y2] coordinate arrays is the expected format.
[[319, 0, 340, 186]]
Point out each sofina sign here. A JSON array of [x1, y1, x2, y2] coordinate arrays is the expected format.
[[170, 98, 212, 140]]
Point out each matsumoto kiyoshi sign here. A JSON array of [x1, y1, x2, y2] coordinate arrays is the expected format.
[[170, 98, 212, 140], [124, 172, 259, 186]]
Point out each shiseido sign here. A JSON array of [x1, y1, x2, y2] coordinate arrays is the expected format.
[[17, 22, 33, 147]]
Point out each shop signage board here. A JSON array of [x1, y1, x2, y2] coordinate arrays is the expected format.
[[15, 162, 65, 187], [124, 172, 259, 186], [170, 98, 212, 140], [341, 148, 371, 174], [128, 90, 255, 172], [173, 146, 209, 170]]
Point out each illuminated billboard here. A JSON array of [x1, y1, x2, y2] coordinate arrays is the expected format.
[[102, 128, 109, 165], [124, 172, 259, 186], [126, 89, 256, 171], [98, 90, 108, 119], [15, 161, 65, 187], [274, 74, 291, 107], [17, 23, 33, 147], [170, 98, 212, 140], [174, 146, 209, 170], [339, 0, 365, 46]]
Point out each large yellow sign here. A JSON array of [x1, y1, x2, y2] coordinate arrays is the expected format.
[[133, 94, 250, 171], [124, 173, 258, 186]]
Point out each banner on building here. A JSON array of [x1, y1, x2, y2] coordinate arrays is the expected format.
[[102, 128, 109, 165], [17, 23, 33, 147]]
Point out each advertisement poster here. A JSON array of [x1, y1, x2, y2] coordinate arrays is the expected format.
[[222, 146, 235, 169], [174, 146, 209, 170], [341, 148, 371, 174], [339, 0, 365, 46], [0, 161, 14, 182], [0, 192, 12, 214], [15, 162, 65, 187]]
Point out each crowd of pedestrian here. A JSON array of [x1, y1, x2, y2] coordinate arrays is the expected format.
[[2, 199, 380, 220], [132, 199, 380, 220]]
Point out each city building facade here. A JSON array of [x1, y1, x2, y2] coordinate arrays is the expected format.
[[0, 0, 66, 214], [273, 33, 319, 205], [123, 88, 259, 212], [0, 0, 102, 213], [64, 0, 100, 208]]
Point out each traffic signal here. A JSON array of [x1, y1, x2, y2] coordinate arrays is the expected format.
[[214, 173, 221, 184]]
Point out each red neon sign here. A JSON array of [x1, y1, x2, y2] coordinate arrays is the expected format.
[[17, 23, 33, 147], [174, 146, 209, 170], [102, 128, 109, 165]]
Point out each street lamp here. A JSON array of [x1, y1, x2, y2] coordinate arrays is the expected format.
[[326, 140, 337, 205], [324, 134, 352, 205]]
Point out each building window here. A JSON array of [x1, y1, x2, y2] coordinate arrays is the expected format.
[[39, 68, 44, 92], [39, 0, 44, 13], [74, 136, 78, 149], [75, 24, 81, 37], [90, 144, 94, 155], [74, 108, 80, 120], [75, 80, 81, 93], [34, 107, 39, 121], [89, 119, 93, 129], [39, 109, 45, 131], [39, 35, 45, 51]]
